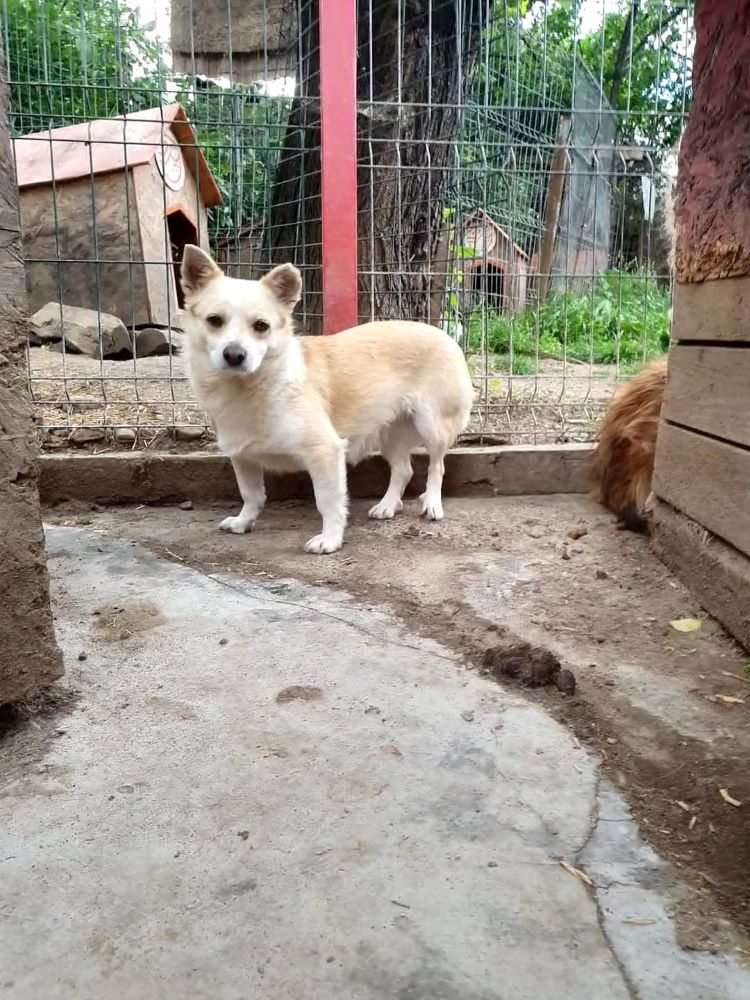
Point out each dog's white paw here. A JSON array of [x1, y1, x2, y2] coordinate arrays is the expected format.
[[419, 493, 444, 521], [304, 532, 343, 555], [368, 498, 403, 520], [219, 515, 253, 535]]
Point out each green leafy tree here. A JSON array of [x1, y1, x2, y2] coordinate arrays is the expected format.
[[172, 80, 291, 234], [577, 0, 691, 150], [463, 0, 692, 259], [451, 1, 690, 350], [3, 0, 168, 132], [484, 0, 691, 150]]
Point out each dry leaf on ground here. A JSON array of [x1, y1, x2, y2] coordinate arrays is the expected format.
[[670, 618, 702, 633], [719, 788, 742, 808], [706, 694, 744, 705], [559, 860, 594, 887]]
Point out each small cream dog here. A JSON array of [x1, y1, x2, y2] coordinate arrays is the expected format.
[[180, 245, 474, 554]]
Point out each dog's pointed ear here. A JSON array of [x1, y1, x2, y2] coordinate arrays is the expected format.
[[181, 245, 222, 296], [261, 263, 302, 309]]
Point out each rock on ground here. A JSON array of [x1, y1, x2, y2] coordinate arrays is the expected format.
[[135, 328, 184, 358], [30, 303, 131, 359]]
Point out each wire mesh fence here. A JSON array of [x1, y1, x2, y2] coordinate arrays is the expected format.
[[2, 0, 693, 449]]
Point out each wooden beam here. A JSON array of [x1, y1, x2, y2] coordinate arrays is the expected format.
[[650, 498, 750, 651], [653, 423, 750, 558], [662, 345, 750, 448], [537, 116, 571, 302], [672, 274, 750, 343]]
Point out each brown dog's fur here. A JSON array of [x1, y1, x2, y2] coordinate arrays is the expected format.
[[591, 357, 668, 530]]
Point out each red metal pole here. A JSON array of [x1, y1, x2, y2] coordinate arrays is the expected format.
[[319, 0, 359, 333]]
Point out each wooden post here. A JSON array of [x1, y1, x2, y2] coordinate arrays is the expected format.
[[0, 47, 63, 702], [537, 116, 571, 302], [650, 2, 750, 650], [319, 0, 358, 334]]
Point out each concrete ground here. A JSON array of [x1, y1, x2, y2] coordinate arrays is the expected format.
[[2, 499, 750, 998]]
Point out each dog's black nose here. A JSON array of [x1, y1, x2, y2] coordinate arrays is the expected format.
[[222, 344, 247, 368]]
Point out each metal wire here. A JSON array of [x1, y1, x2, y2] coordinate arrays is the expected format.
[[2, 0, 693, 448]]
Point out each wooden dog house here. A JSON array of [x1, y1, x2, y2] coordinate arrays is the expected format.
[[461, 209, 529, 314], [14, 105, 222, 328]]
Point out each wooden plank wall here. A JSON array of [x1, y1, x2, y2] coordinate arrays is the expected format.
[[649, 4, 750, 647], [653, 275, 750, 559]]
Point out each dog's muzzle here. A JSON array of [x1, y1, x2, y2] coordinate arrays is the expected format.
[[222, 343, 247, 369]]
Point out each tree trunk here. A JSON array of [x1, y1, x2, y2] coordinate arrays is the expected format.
[[268, 0, 485, 333], [608, 0, 640, 111], [266, 1, 323, 327]]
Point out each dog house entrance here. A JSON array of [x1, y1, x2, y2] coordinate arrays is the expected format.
[[167, 210, 198, 308], [470, 262, 506, 313]]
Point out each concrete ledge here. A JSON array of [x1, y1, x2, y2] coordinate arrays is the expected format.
[[39, 444, 594, 506], [650, 498, 750, 651]]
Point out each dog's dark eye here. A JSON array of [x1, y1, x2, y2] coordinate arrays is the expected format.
[[253, 320, 270, 334], [206, 314, 224, 329]]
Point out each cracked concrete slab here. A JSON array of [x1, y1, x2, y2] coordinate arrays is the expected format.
[[0, 526, 748, 1000]]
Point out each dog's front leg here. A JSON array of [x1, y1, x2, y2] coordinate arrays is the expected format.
[[220, 455, 265, 534], [305, 442, 348, 554]]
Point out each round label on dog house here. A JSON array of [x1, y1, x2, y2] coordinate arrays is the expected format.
[[155, 137, 185, 192]]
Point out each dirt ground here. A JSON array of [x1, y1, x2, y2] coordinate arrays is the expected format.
[[44, 493, 750, 947], [29, 346, 619, 447]]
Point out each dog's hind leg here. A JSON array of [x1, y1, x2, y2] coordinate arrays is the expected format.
[[414, 408, 451, 521], [220, 455, 265, 534], [305, 440, 348, 554], [420, 448, 447, 520], [368, 423, 414, 520]]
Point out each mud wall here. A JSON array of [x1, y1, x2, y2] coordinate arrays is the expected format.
[[675, 3, 750, 284], [0, 58, 63, 702]]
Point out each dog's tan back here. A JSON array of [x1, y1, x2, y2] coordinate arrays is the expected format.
[[591, 357, 668, 529], [299, 321, 472, 449]]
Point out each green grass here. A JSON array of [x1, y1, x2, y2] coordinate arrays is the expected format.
[[464, 270, 671, 368], [490, 353, 538, 376]]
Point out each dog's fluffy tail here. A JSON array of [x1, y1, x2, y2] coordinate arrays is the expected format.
[[591, 357, 668, 530], [592, 132, 677, 531]]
